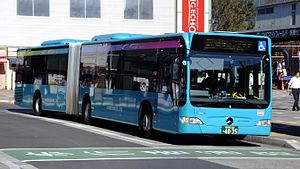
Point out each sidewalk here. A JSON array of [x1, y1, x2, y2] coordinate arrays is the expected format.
[[0, 90, 14, 103], [0, 163, 8, 169], [245, 89, 300, 150]]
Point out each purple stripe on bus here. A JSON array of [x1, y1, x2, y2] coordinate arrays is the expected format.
[[111, 40, 181, 51], [82, 40, 182, 54]]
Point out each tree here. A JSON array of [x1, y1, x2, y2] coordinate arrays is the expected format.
[[211, 0, 256, 32]]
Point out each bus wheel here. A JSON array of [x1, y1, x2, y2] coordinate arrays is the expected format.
[[82, 99, 92, 125], [140, 106, 153, 138], [33, 94, 43, 116]]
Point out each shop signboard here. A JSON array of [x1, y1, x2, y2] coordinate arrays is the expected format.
[[182, 0, 205, 32]]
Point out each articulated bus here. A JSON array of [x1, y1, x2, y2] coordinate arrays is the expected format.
[[15, 32, 272, 137]]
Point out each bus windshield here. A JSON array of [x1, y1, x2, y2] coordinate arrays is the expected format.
[[189, 53, 270, 109]]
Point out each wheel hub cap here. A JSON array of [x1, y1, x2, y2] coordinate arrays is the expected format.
[[143, 115, 149, 131]]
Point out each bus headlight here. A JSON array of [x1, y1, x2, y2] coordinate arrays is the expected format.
[[180, 117, 203, 125], [256, 120, 271, 126]]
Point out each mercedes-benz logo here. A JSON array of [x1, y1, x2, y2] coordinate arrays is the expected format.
[[226, 117, 234, 125]]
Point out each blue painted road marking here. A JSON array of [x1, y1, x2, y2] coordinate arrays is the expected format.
[[2, 147, 300, 162]]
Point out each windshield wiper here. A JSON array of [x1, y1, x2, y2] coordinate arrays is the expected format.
[[194, 98, 264, 109], [196, 102, 221, 107], [220, 98, 263, 109]]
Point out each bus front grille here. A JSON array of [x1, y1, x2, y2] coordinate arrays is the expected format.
[[14, 87, 23, 102]]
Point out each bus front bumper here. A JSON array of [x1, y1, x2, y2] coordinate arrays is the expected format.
[[178, 123, 271, 136]]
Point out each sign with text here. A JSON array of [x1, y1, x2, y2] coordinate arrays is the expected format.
[[182, 0, 205, 32], [255, 27, 300, 40]]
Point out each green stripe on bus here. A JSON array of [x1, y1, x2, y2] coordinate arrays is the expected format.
[[18, 48, 68, 56]]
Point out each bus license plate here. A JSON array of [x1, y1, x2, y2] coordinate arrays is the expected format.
[[221, 126, 238, 135]]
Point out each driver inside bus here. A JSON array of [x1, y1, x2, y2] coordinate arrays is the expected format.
[[201, 72, 226, 95]]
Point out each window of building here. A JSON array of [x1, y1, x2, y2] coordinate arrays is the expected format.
[[292, 11, 296, 25], [124, 0, 153, 20], [0, 64, 5, 74], [291, 4, 296, 25], [257, 7, 274, 15], [292, 4, 296, 10], [266, 7, 274, 14], [17, 0, 49, 16], [70, 0, 101, 18]]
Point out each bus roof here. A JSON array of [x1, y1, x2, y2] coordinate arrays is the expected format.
[[86, 32, 269, 44], [41, 39, 89, 46], [18, 39, 89, 51], [91, 33, 152, 42], [18, 32, 269, 51]]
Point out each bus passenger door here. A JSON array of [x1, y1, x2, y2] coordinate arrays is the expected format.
[[47, 54, 68, 112], [44, 84, 58, 111], [156, 61, 179, 132]]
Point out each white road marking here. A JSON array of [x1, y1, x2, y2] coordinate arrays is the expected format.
[[272, 112, 284, 115], [21, 157, 300, 163], [1, 147, 281, 151], [271, 120, 300, 127]]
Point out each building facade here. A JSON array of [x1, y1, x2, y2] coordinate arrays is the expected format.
[[0, 0, 212, 90], [255, 0, 300, 30], [253, 0, 300, 78], [0, 0, 179, 47], [0, 0, 175, 90]]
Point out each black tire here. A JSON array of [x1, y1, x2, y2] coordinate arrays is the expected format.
[[82, 99, 92, 125], [139, 106, 153, 138], [33, 94, 43, 116]]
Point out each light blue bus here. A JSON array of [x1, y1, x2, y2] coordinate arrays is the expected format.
[[15, 32, 272, 137]]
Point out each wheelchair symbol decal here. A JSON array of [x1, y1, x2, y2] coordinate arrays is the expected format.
[[258, 41, 266, 51]]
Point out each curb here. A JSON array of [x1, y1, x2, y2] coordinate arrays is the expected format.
[[0, 162, 9, 169], [0, 151, 38, 169], [0, 100, 14, 104], [244, 135, 300, 151]]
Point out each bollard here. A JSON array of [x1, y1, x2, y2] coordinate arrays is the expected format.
[[280, 73, 284, 90]]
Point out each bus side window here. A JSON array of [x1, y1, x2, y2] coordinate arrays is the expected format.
[[30, 56, 46, 85], [47, 55, 67, 85], [158, 50, 172, 93], [161, 66, 170, 93], [15, 56, 24, 84], [109, 51, 121, 89]]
